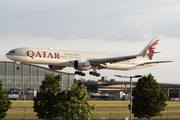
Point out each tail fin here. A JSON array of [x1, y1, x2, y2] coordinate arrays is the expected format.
[[18, 88, 22, 97], [139, 37, 159, 60]]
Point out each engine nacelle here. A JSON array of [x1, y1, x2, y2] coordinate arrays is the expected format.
[[74, 59, 91, 70], [48, 65, 65, 70]]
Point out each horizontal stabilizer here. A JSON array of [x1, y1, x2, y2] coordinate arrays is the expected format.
[[144, 61, 173, 64]]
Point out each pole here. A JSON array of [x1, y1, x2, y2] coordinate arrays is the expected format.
[[110, 107, 111, 119], [9, 110, 11, 120], [114, 74, 142, 120], [24, 107, 26, 120], [130, 76, 132, 120]]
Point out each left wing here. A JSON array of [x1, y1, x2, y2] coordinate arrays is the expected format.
[[89, 53, 156, 65]]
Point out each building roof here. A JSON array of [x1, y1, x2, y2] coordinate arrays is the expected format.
[[0, 61, 74, 75]]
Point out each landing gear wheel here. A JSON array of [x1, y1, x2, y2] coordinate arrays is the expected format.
[[75, 71, 86, 76], [81, 73, 86, 76], [17, 67, 21, 70], [89, 71, 94, 75], [78, 72, 82, 75], [89, 71, 100, 77], [75, 71, 80, 74], [96, 73, 100, 77]]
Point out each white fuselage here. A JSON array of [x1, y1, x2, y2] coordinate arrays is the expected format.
[[6, 47, 156, 71]]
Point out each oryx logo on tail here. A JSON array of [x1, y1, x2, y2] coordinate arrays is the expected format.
[[18, 88, 22, 97], [139, 37, 159, 60]]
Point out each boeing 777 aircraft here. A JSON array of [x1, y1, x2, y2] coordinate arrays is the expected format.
[[6, 37, 171, 77]]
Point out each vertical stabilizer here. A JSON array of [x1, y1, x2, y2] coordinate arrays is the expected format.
[[18, 88, 22, 97], [139, 37, 159, 60]]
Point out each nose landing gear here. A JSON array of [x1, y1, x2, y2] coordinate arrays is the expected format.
[[15, 62, 21, 70], [17, 67, 21, 70]]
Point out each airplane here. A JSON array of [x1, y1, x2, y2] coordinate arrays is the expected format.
[[9, 89, 22, 100], [6, 37, 171, 77]]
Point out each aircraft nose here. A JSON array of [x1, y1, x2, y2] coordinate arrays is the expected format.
[[6, 52, 10, 56], [6, 50, 15, 59], [6, 52, 11, 59]]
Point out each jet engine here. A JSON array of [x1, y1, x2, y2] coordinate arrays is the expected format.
[[48, 65, 65, 70], [74, 60, 91, 70]]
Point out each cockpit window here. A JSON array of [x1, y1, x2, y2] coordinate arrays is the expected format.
[[9, 51, 15, 53]]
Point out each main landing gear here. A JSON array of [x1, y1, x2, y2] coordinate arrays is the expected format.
[[89, 71, 100, 77], [75, 71, 101, 77], [75, 71, 86, 76]]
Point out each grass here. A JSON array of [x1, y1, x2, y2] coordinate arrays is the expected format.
[[5, 110, 39, 119], [5, 109, 180, 119], [8, 100, 180, 119], [89, 101, 180, 107], [11, 100, 34, 107], [88, 101, 130, 107], [166, 101, 180, 107], [11, 100, 180, 108]]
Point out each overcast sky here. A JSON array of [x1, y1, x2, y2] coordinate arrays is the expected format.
[[0, 0, 179, 83]]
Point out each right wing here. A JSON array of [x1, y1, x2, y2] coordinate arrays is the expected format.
[[89, 53, 156, 66]]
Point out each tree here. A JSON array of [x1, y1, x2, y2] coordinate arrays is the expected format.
[[33, 74, 61, 120], [0, 81, 11, 120], [58, 83, 96, 120], [131, 74, 167, 120], [34, 74, 96, 120]]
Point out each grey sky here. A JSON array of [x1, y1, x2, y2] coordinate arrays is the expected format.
[[0, 0, 179, 83]]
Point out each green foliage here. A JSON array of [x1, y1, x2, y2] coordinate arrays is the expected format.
[[33, 74, 61, 120], [0, 81, 11, 119], [58, 83, 96, 120], [33, 74, 96, 120], [131, 74, 167, 120]]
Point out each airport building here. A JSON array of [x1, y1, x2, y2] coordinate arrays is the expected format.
[[77, 77, 180, 101], [0, 61, 75, 93]]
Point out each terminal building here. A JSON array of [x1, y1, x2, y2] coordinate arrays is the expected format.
[[0, 61, 75, 93], [77, 77, 180, 101]]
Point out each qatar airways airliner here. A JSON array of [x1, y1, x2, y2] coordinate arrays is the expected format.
[[6, 37, 171, 77]]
